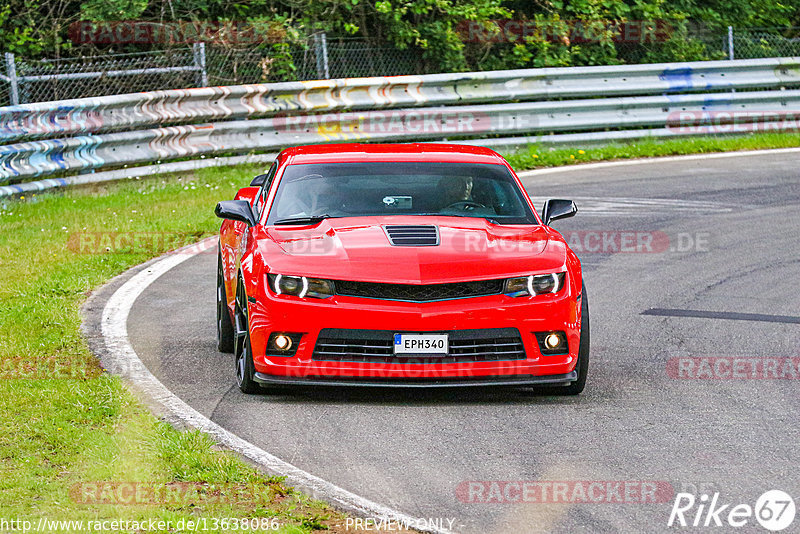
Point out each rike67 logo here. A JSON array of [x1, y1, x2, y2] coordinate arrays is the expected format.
[[668, 490, 796, 531]]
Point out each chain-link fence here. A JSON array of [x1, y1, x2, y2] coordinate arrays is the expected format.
[[593, 32, 727, 65], [324, 38, 420, 78], [2, 27, 799, 107], [0, 47, 205, 106], [203, 38, 420, 87], [732, 28, 800, 59], [0, 37, 423, 106]]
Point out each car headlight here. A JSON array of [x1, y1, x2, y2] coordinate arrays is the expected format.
[[504, 273, 565, 297], [268, 274, 335, 299]]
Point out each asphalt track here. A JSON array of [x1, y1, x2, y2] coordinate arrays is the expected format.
[[124, 152, 800, 533]]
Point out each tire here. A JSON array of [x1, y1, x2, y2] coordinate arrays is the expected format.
[[561, 280, 590, 395], [216, 250, 235, 353], [233, 274, 260, 394]]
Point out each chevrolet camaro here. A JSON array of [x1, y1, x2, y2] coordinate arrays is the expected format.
[[215, 143, 589, 394]]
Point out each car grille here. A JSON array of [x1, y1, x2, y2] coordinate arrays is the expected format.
[[383, 225, 439, 246], [312, 328, 526, 363], [334, 279, 505, 302]]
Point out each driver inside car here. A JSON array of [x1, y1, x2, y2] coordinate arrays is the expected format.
[[437, 175, 475, 209]]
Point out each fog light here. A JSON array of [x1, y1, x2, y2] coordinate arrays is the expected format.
[[267, 332, 302, 356], [534, 331, 568, 355], [273, 334, 292, 351], [545, 333, 561, 349]]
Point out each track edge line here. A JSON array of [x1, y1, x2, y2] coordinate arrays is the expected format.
[[81, 236, 455, 534]]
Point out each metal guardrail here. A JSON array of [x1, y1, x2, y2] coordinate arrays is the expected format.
[[1, 57, 800, 188], [3, 57, 800, 143]]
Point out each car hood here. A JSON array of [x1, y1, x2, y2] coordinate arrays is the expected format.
[[259, 216, 568, 284]]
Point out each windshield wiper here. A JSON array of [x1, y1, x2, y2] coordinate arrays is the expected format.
[[431, 212, 501, 225], [273, 214, 333, 226]]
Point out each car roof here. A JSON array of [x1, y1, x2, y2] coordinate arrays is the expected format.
[[278, 143, 507, 165]]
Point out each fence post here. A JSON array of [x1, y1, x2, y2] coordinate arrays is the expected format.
[[193, 42, 208, 87], [4, 52, 20, 105], [728, 26, 734, 60], [321, 33, 330, 79], [313, 33, 330, 79]]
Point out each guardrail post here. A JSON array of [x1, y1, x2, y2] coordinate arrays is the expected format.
[[4, 52, 20, 105], [193, 42, 208, 87], [313, 33, 330, 79], [728, 26, 734, 60]]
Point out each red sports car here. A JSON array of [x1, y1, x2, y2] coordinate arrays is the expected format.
[[215, 143, 588, 394]]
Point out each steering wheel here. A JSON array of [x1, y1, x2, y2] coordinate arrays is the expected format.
[[444, 200, 485, 211]]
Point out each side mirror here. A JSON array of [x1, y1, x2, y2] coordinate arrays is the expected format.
[[215, 200, 257, 227], [541, 199, 577, 226], [234, 186, 259, 204], [250, 174, 268, 186]]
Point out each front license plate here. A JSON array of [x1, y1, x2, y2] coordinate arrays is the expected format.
[[394, 333, 449, 355]]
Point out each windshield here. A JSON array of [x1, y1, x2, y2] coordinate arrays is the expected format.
[[265, 161, 537, 225]]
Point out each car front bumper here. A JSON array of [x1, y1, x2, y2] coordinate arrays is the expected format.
[[247, 286, 583, 383]]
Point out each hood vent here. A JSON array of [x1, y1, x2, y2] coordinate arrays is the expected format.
[[383, 225, 439, 246]]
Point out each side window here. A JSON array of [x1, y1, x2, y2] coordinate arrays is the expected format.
[[253, 162, 278, 219]]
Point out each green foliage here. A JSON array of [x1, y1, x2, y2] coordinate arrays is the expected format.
[[267, 42, 297, 81], [2, 0, 800, 74], [0, 0, 46, 55], [80, 0, 149, 21]]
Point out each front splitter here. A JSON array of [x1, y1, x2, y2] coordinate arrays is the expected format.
[[253, 371, 578, 388]]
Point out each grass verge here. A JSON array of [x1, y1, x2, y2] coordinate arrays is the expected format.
[[0, 166, 358, 533], [502, 132, 800, 170]]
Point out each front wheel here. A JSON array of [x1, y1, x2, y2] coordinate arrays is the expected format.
[[561, 281, 590, 395], [233, 275, 259, 394]]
